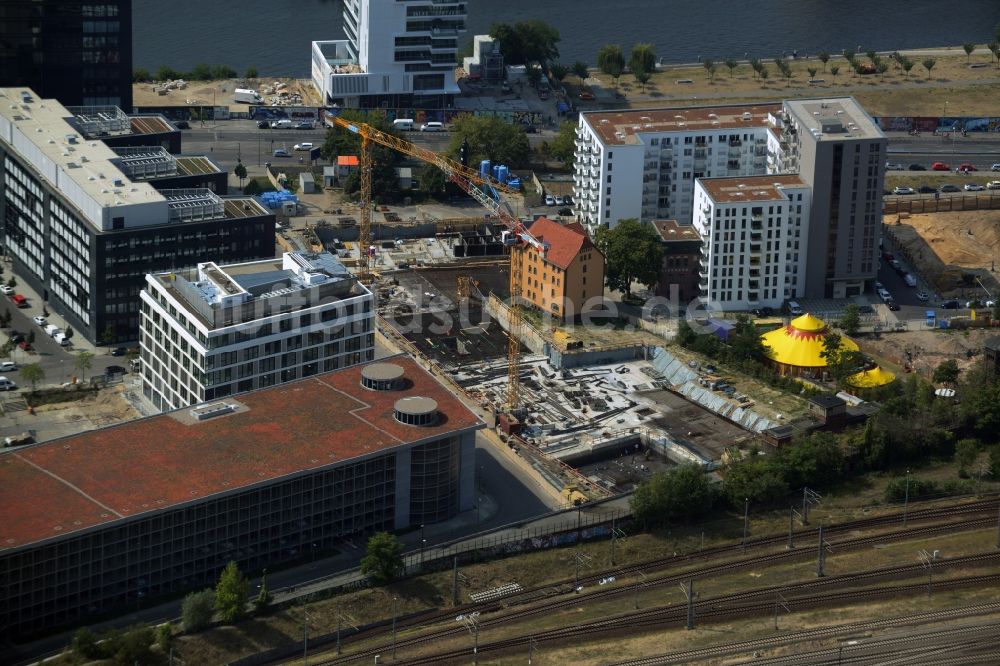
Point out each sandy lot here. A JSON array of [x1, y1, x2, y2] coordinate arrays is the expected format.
[[884, 210, 1000, 295], [132, 77, 321, 110], [861, 328, 994, 375], [0, 384, 141, 444]]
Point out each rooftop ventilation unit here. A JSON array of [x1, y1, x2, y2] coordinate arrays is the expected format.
[[190, 402, 236, 421], [20, 91, 32, 103], [394, 396, 438, 427], [361, 363, 405, 391]]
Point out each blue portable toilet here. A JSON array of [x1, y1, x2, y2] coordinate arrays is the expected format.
[[497, 165, 509, 184], [479, 160, 491, 178]]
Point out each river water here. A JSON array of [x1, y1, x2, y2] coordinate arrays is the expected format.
[[134, 0, 1000, 77]]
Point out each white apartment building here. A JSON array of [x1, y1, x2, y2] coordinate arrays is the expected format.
[[693, 176, 810, 311], [312, 0, 466, 107], [574, 104, 780, 231], [575, 97, 886, 302], [140, 252, 375, 412]]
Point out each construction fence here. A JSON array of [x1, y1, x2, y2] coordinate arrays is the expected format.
[[883, 193, 1000, 215]]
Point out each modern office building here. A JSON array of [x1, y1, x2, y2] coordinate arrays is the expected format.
[[0, 355, 483, 638], [692, 176, 810, 311], [140, 251, 375, 412], [574, 97, 886, 303], [111, 147, 228, 193], [511, 216, 605, 320], [0, 88, 273, 344], [0, 0, 133, 109], [311, 0, 466, 108]]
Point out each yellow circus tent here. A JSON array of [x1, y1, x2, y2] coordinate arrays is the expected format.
[[760, 313, 859, 376], [846, 365, 896, 389]]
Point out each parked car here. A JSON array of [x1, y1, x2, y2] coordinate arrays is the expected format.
[[105, 365, 127, 376], [557, 207, 573, 216], [32, 316, 46, 326], [257, 120, 271, 129], [419, 121, 445, 132], [562, 195, 574, 205], [17, 340, 30, 351], [578, 90, 595, 100], [957, 163, 978, 172], [0, 377, 17, 391], [173, 120, 190, 129], [751, 307, 773, 317], [294, 121, 314, 130], [8, 332, 23, 344], [887, 302, 901, 311], [966, 300, 995, 308], [885, 162, 904, 171], [0, 285, 12, 295], [110, 347, 126, 356], [940, 184, 961, 193], [918, 185, 938, 194], [538, 90, 550, 100], [0, 361, 15, 372], [12, 294, 27, 308], [987, 181, 1000, 190], [991, 163, 1000, 172], [273, 148, 290, 157], [892, 186, 916, 195], [908, 164, 927, 171], [293, 142, 313, 151], [964, 183, 985, 191], [931, 161, 950, 171], [4, 432, 33, 447], [941, 299, 960, 309], [916, 290, 930, 301], [544, 195, 556, 206]]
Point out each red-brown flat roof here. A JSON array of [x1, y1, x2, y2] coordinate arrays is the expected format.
[[651, 219, 701, 243], [0, 356, 482, 552], [584, 103, 781, 145], [699, 175, 807, 203]]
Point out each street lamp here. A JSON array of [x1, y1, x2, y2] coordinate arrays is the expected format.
[[903, 469, 911, 527]]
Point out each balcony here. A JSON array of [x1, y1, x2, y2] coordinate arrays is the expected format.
[[750, 243, 762, 254], [751, 231, 762, 241]]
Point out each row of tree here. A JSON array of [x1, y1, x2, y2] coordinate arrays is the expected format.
[[133, 64, 254, 83]]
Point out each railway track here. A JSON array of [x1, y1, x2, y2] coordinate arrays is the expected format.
[[608, 605, 1000, 665], [393, 572, 1000, 665], [319, 499, 1000, 653], [316, 543, 1000, 665]]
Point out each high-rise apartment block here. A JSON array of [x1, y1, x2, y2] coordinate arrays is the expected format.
[[0, 1, 133, 109], [573, 97, 886, 306], [312, 0, 466, 108], [140, 252, 375, 412]]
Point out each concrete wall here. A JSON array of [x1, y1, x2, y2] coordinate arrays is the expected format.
[[546, 343, 643, 369], [485, 294, 546, 354]]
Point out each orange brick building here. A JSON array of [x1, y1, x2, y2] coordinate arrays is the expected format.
[[513, 217, 605, 320]]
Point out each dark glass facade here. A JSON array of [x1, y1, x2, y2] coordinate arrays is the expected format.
[[409, 437, 460, 524], [0, 1, 133, 109]]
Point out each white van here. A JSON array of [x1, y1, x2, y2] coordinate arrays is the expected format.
[[903, 274, 918, 287], [420, 121, 444, 132], [787, 300, 804, 316], [44, 324, 61, 337], [392, 119, 414, 131], [271, 119, 293, 129], [53, 333, 70, 346]]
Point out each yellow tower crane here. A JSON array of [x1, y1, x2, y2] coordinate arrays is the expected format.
[[333, 116, 547, 414]]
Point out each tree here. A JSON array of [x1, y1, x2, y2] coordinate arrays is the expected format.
[[877, 61, 889, 80], [830, 64, 840, 81], [446, 114, 531, 169], [866, 49, 878, 63], [634, 67, 651, 91], [775, 432, 846, 489], [963, 42, 976, 63], [807, 67, 818, 79], [818, 51, 830, 72], [630, 464, 715, 527], [597, 44, 625, 88], [234, 162, 248, 188], [156, 622, 173, 652], [900, 57, 914, 78], [0, 341, 14, 360], [182, 589, 215, 633], [490, 20, 560, 67], [63, 325, 73, 340], [210, 64, 237, 80], [20, 363, 44, 392], [839, 303, 861, 336], [749, 58, 762, 80], [26, 330, 35, 346], [420, 165, 448, 198], [594, 218, 664, 298], [933, 359, 960, 384], [954, 438, 979, 475], [549, 63, 569, 82], [72, 627, 102, 660], [215, 560, 249, 624], [549, 121, 577, 166], [115, 624, 153, 666], [820, 333, 863, 385], [759, 67, 769, 84], [723, 457, 789, 508], [74, 351, 94, 381], [7, 276, 16, 288], [361, 532, 405, 584], [724, 58, 738, 78], [132, 68, 151, 83], [244, 66, 258, 79], [0, 308, 10, 327], [244, 179, 264, 196], [629, 43, 657, 78], [989, 41, 1000, 68], [703, 59, 717, 82], [321, 109, 403, 201], [254, 571, 273, 614], [922, 57, 937, 79], [572, 61, 589, 81], [155, 66, 182, 81]]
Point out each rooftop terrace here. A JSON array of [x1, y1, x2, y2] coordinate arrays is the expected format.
[[583, 103, 781, 145]]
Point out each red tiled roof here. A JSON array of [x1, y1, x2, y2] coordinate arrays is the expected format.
[[0, 356, 482, 552], [525, 216, 599, 270]]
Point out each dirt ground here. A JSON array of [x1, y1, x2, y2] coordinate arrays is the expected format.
[[578, 49, 1000, 116], [884, 210, 1000, 295], [861, 328, 994, 375], [0, 384, 141, 444], [132, 78, 321, 110]]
